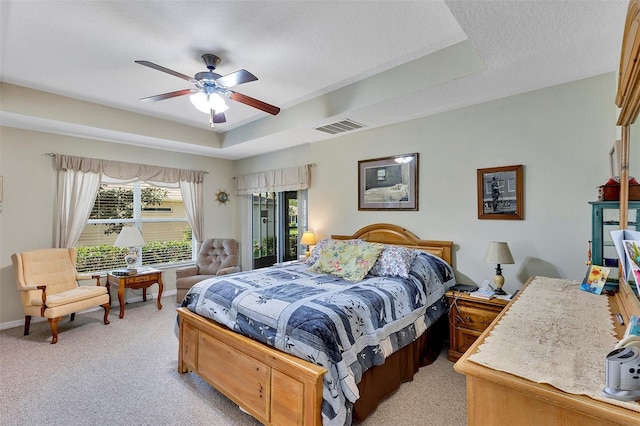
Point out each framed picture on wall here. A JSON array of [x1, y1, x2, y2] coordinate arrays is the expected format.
[[358, 153, 418, 211], [477, 165, 523, 220]]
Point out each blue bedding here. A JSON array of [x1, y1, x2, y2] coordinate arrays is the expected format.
[[182, 251, 455, 425]]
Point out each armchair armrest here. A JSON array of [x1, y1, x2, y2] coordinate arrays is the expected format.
[[176, 265, 199, 279], [18, 285, 40, 291], [216, 266, 241, 276], [91, 274, 102, 286]]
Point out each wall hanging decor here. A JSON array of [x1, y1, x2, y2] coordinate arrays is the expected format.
[[477, 165, 523, 220], [358, 153, 418, 211], [215, 189, 230, 205]]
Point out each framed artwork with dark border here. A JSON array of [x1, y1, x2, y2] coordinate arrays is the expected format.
[[477, 165, 523, 220], [358, 153, 418, 211]]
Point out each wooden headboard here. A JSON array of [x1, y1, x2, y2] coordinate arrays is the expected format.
[[331, 223, 453, 266]]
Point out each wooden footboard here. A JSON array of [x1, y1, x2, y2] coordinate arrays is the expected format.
[[177, 307, 326, 426]]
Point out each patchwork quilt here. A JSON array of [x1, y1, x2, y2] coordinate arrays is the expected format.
[[182, 251, 456, 425]]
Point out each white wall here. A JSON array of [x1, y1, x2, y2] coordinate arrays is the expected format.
[[236, 73, 629, 294], [0, 128, 236, 324], [1, 72, 635, 327]]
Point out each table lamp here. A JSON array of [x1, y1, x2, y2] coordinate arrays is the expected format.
[[483, 241, 514, 295], [114, 226, 145, 267], [300, 231, 316, 259]]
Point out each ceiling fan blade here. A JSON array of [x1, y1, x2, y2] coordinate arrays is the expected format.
[[211, 110, 226, 123], [228, 91, 280, 115], [135, 60, 194, 82], [215, 69, 258, 88], [140, 89, 196, 102]]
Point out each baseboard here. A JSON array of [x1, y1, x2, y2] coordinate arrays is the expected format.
[[0, 289, 177, 331]]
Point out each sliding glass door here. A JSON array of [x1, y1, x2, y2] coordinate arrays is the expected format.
[[252, 190, 303, 268]]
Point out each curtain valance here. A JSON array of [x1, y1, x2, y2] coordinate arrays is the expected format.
[[235, 165, 312, 195], [55, 154, 205, 183]]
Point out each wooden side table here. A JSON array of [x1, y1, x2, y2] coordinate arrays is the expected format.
[[445, 290, 508, 362], [107, 269, 163, 318]]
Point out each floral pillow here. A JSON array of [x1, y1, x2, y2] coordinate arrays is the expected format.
[[306, 238, 332, 265], [309, 239, 384, 281], [369, 245, 419, 278]]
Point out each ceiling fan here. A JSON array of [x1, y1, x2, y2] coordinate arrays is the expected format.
[[135, 54, 280, 127]]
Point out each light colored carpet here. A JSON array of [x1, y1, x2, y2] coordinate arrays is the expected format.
[[0, 295, 467, 426]]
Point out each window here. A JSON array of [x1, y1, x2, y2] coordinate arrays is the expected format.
[[75, 180, 192, 273]]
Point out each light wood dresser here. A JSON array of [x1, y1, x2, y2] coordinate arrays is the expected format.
[[454, 277, 640, 426]]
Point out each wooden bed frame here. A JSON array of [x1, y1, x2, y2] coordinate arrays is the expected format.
[[177, 223, 453, 426]]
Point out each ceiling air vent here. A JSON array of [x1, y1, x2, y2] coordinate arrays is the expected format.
[[314, 119, 365, 135]]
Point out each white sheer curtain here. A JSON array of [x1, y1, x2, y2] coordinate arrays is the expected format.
[[235, 164, 312, 195], [55, 165, 101, 248], [54, 154, 205, 248], [179, 180, 204, 244]]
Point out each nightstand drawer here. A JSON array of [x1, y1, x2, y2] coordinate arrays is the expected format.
[[454, 305, 500, 331], [455, 327, 483, 355]]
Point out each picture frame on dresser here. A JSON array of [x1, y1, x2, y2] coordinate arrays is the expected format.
[[477, 164, 523, 220], [358, 153, 418, 211]]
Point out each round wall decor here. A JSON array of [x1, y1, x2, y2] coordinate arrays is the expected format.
[[215, 190, 230, 205]]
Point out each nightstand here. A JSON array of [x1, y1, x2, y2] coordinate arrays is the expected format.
[[107, 269, 163, 319], [445, 290, 509, 362]]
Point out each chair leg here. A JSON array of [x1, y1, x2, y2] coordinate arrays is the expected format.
[[102, 303, 110, 325], [48, 317, 61, 344], [23, 316, 31, 336], [70, 313, 75, 322]]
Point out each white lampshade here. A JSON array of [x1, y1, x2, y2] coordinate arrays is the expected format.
[[483, 241, 515, 265], [114, 226, 145, 248], [483, 241, 514, 295], [189, 92, 229, 114]]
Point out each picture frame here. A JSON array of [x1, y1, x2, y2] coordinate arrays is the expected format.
[[358, 153, 418, 211], [477, 165, 523, 220]]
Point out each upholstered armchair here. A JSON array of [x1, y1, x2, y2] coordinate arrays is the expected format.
[[11, 248, 110, 344], [175, 238, 241, 302]]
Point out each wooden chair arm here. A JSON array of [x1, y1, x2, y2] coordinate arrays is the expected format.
[[37, 285, 48, 316], [91, 274, 102, 286]]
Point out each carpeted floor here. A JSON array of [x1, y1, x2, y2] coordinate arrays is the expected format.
[[0, 295, 467, 426]]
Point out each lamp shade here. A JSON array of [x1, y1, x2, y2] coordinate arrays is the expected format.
[[114, 226, 145, 248], [189, 92, 229, 114], [300, 231, 316, 245], [483, 241, 515, 264]]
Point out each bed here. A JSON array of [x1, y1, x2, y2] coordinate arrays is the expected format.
[[176, 223, 455, 425]]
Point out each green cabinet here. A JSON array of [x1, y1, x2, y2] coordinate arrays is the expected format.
[[589, 201, 640, 283]]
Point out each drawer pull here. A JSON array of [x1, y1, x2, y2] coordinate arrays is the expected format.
[[465, 316, 472, 322]]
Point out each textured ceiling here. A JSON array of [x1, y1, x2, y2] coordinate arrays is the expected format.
[[0, 1, 629, 159]]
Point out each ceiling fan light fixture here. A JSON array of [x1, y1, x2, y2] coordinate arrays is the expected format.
[[189, 92, 229, 114]]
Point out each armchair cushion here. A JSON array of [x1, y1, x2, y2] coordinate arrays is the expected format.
[[197, 239, 239, 275], [175, 238, 240, 303]]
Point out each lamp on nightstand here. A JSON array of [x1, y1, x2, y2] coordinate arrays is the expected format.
[[483, 241, 515, 295], [300, 231, 316, 259], [114, 226, 145, 267]]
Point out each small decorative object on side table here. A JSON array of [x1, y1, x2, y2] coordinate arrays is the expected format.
[[106, 268, 163, 319], [445, 290, 509, 362]]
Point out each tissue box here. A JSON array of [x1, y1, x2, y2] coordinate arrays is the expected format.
[[598, 184, 640, 201]]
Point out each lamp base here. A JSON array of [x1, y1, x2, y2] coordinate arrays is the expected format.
[[493, 288, 507, 295]]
